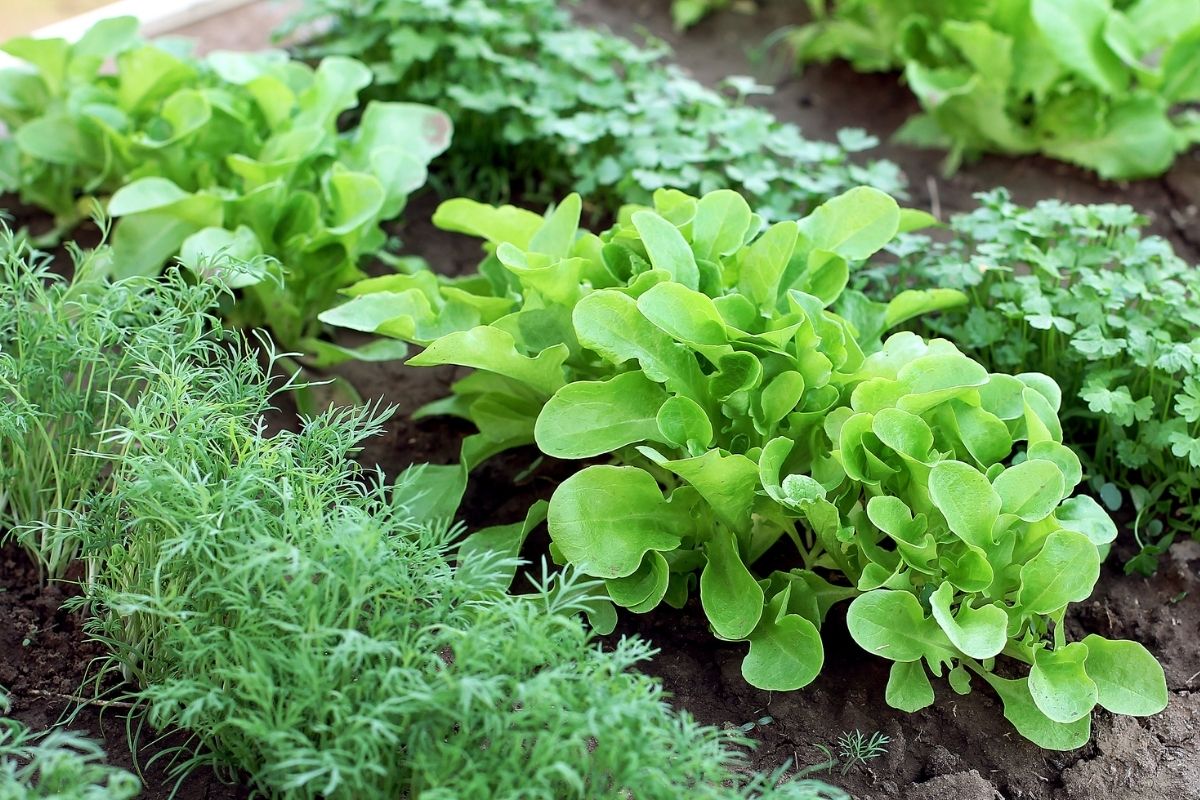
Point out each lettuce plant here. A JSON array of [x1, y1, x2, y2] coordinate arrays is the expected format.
[[294, 0, 903, 220], [320, 186, 1167, 748], [68, 327, 843, 800], [0, 17, 450, 354], [790, 0, 1200, 178], [860, 189, 1200, 573]]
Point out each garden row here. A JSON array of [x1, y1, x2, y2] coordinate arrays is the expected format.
[[1, 0, 1195, 797]]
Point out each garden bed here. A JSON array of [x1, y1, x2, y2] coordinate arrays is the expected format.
[[2, 0, 1199, 798]]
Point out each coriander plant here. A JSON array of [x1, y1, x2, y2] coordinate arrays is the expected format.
[[321, 186, 1167, 748], [0, 17, 450, 354], [68, 333, 844, 800], [791, 0, 1200, 178], [861, 188, 1200, 573], [294, 0, 904, 220]]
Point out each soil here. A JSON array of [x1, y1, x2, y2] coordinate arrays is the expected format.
[[3, 1, 1200, 798], [0, 547, 249, 800]]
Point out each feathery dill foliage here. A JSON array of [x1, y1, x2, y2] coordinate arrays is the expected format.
[[294, 0, 904, 219], [0, 227, 220, 579], [863, 189, 1200, 571], [69, 342, 842, 800], [0, 695, 140, 800]]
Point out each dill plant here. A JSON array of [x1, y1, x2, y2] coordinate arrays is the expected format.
[[0, 226, 220, 579], [67, 339, 843, 799], [0, 694, 140, 800]]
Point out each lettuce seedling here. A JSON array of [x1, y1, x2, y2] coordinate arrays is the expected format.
[[0, 18, 450, 355], [320, 186, 1167, 748]]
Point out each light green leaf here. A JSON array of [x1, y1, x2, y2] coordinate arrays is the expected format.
[[535, 372, 669, 458], [700, 527, 764, 640], [1042, 95, 1180, 180], [886, 660, 935, 712], [929, 582, 1007, 659], [797, 186, 900, 261], [692, 189, 754, 260], [737, 220, 799, 308], [433, 198, 544, 248], [656, 395, 713, 449], [1030, 0, 1127, 94], [982, 674, 1092, 750], [607, 550, 671, 611], [884, 288, 967, 329], [457, 500, 549, 588], [743, 587, 823, 691], [929, 460, 1001, 549], [108, 177, 191, 216], [1055, 495, 1117, 546], [548, 465, 687, 579], [529, 193, 582, 257], [1018, 530, 1100, 614], [846, 590, 957, 663], [1029, 643, 1098, 723], [632, 209, 700, 290], [1082, 635, 1168, 716], [651, 449, 759, 533], [111, 193, 224, 278], [573, 290, 708, 402], [636, 282, 729, 347], [992, 459, 1065, 522], [179, 226, 264, 288], [408, 327, 568, 396], [325, 167, 385, 236]]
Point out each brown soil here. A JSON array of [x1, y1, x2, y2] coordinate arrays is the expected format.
[[4, 1, 1200, 798], [0, 547, 249, 800]]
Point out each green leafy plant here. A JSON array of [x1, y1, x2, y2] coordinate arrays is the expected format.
[[320, 185, 1168, 749], [0, 695, 140, 800], [0, 17, 450, 353], [295, 0, 903, 219], [859, 188, 1200, 573], [790, 0, 1200, 178], [65, 330, 844, 800], [0, 225, 220, 579], [672, 0, 735, 29], [813, 729, 890, 776]]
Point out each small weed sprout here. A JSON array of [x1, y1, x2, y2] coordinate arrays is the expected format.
[[813, 730, 890, 777], [835, 730, 890, 776]]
